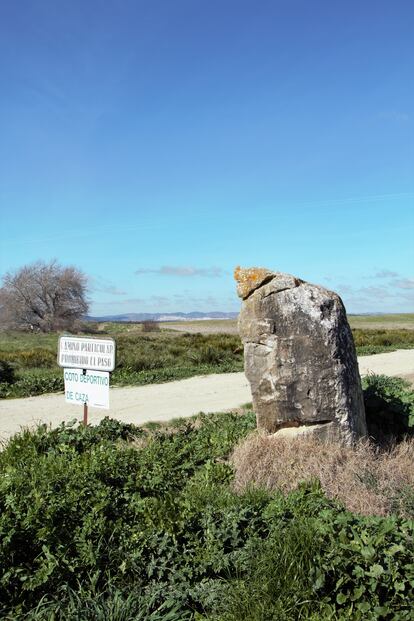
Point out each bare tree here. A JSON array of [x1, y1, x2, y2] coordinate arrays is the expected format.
[[0, 260, 89, 332]]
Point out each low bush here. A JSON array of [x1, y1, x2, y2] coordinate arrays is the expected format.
[[207, 485, 414, 621], [352, 328, 414, 355], [115, 333, 242, 372], [0, 360, 16, 384], [0, 348, 57, 368], [0, 412, 256, 618], [142, 320, 160, 332], [0, 371, 64, 398], [1, 408, 414, 619], [362, 374, 414, 440]]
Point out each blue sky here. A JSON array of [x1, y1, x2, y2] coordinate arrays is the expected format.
[[0, 0, 413, 315]]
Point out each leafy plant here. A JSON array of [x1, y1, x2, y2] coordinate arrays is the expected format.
[[1, 409, 414, 619], [362, 374, 414, 440], [1, 348, 57, 368], [353, 328, 414, 355], [0, 359, 16, 384]]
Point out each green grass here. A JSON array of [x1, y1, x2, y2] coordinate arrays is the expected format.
[[362, 374, 414, 439], [0, 330, 243, 398], [352, 328, 414, 355], [1, 380, 414, 620], [349, 313, 414, 331], [1, 321, 414, 398], [0, 331, 59, 352]]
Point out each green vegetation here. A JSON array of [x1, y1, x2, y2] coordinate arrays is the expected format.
[[349, 313, 414, 331], [363, 374, 414, 439], [1, 378, 414, 619], [166, 313, 414, 334], [0, 330, 243, 398], [1, 322, 414, 398], [353, 328, 414, 355]]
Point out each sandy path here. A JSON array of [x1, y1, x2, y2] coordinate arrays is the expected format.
[[357, 348, 414, 380], [1, 349, 413, 441], [0, 373, 251, 441]]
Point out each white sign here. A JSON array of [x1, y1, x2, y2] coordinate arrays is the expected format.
[[64, 368, 110, 409], [58, 336, 116, 372]]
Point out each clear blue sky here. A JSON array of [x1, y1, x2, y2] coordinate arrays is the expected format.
[[0, 0, 413, 315]]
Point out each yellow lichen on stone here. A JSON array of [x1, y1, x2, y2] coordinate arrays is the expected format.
[[234, 266, 274, 299]]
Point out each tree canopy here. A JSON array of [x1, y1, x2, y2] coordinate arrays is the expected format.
[[0, 260, 89, 332]]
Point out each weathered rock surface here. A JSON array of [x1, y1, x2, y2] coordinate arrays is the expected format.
[[235, 267, 367, 444]]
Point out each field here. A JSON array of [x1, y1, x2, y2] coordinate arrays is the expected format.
[[1, 315, 414, 398], [1, 319, 414, 618], [349, 313, 414, 331], [160, 319, 239, 334], [0, 373, 414, 619], [162, 314, 414, 334], [0, 328, 243, 398]]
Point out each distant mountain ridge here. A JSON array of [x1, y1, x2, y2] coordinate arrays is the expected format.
[[86, 312, 239, 322]]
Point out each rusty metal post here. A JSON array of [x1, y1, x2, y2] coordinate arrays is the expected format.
[[82, 368, 88, 425]]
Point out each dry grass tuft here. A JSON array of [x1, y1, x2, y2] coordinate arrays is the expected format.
[[231, 432, 414, 517]]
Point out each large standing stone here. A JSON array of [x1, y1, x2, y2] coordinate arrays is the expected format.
[[235, 266, 367, 444]]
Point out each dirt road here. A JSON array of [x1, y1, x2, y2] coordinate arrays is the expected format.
[[1, 349, 413, 441]]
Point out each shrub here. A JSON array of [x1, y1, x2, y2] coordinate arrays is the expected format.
[[353, 328, 414, 355], [362, 374, 414, 440], [0, 348, 57, 369], [142, 320, 160, 332], [1, 411, 414, 619], [14, 372, 64, 396], [186, 345, 226, 365], [0, 360, 15, 384], [208, 484, 414, 621], [0, 412, 256, 617]]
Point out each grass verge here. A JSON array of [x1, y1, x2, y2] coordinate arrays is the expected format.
[[1, 375, 414, 619]]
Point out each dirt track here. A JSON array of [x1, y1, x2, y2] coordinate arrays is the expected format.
[[1, 349, 413, 441]]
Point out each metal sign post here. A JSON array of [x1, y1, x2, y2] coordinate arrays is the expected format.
[[82, 369, 88, 425]]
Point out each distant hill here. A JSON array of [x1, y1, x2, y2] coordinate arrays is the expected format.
[[85, 312, 239, 323]]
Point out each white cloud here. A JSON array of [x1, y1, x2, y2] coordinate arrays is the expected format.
[[377, 111, 410, 123], [373, 269, 400, 279], [335, 278, 414, 313], [89, 276, 127, 295], [135, 266, 224, 278], [393, 279, 414, 290]]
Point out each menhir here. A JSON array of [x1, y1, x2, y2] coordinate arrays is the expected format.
[[235, 267, 367, 444]]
